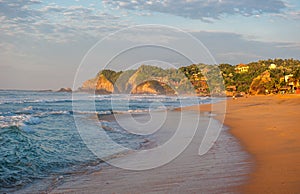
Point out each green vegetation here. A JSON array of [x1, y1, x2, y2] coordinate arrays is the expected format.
[[97, 69, 123, 84], [86, 58, 300, 95], [219, 58, 300, 94], [114, 69, 136, 92]]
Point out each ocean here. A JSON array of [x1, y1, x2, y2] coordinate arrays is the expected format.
[[0, 90, 220, 192]]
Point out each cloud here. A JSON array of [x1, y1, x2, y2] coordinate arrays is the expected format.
[[288, 10, 300, 19], [0, 1, 129, 44], [0, 0, 42, 19], [40, 5, 66, 12], [274, 42, 300, 49], [103, 0, 287, 21], [272, 10, 300, 19], [190, 31, 300, 64], [0, 42, 16, 55]]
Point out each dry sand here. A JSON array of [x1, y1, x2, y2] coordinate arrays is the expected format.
[[184, 94, 300, 193]]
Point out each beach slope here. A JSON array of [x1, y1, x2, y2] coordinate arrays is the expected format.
[[49, 109, 250, 193], [186, 95, 300, 193], [50, 95, 300, 193]]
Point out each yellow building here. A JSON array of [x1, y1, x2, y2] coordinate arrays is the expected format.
[[235, 64, 249, 73], [269, 63, 277, 69]]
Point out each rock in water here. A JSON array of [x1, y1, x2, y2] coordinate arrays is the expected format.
[[57, 88, 72, 93]]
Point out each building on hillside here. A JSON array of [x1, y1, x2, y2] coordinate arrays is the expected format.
[[289, 80, 300, 93], [279, 86, 290, 94], [284, 74, 293, 82], [235, 64, 249, 73], [279, 74, 299, 94], [225, 86, 237, 97], [269, 63, 277, 69]]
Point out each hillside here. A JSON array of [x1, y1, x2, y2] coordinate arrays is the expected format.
[[79, 58, 300, 96], [220, 58, 300, 95]]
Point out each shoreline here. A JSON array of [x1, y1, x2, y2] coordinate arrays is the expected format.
[[48, 105, 251, 193], [3, 90, 300, 193], [186, 94, 300, 193], [18, 94, 300, 193]]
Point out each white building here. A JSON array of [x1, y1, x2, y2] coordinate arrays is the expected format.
[[269, 63, 276, 69]]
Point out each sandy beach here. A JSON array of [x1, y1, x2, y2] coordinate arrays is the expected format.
[[45, 102, 251, 194], [184, 95, 300, 193], [225, 95, 300, 193], [30, 95, 300, 193]]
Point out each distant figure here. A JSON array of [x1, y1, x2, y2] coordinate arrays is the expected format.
[[265, 89, 269, 95]]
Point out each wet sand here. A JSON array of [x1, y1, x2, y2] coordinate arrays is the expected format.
[[49, 109, 251, 193], [22, 95, 300, 193], [184, 95, 300, 193]]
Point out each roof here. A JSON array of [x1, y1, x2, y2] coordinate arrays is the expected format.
[[280, 86, 290, 90], [236, 64, 248, 67]]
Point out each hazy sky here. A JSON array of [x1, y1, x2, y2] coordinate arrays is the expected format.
[[1, 0, 300, 89]]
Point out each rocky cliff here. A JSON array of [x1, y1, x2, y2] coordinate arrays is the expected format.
[[81, 78, 97, 90], [79, 59, 300, 95], [131, 80, 175, 95], [80, 65, 208, 95], [80, 74, 114, 94], [249, 71, 272, 95], [96, 74, 114, 94], [57, 88, 72, 92]]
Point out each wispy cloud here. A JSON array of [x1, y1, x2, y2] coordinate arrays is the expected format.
[[191, 30, 300, 64], [275, 42, 300, 49], [272, 10, 300, 19], [103, 0, 287, 21], [0, 1, 129, 43], [0, 0, 42, 19]]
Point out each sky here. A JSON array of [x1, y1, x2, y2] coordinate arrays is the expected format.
[[0, 0, 300, 89]]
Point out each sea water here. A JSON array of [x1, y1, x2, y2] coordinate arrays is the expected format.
[[0, 90, 218, 192]]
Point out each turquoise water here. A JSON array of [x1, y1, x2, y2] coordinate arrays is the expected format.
[[0, 90, 218, 191]]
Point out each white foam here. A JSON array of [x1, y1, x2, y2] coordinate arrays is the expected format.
[[25, 117, 41, 125], [0, 114, 41, 129]]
